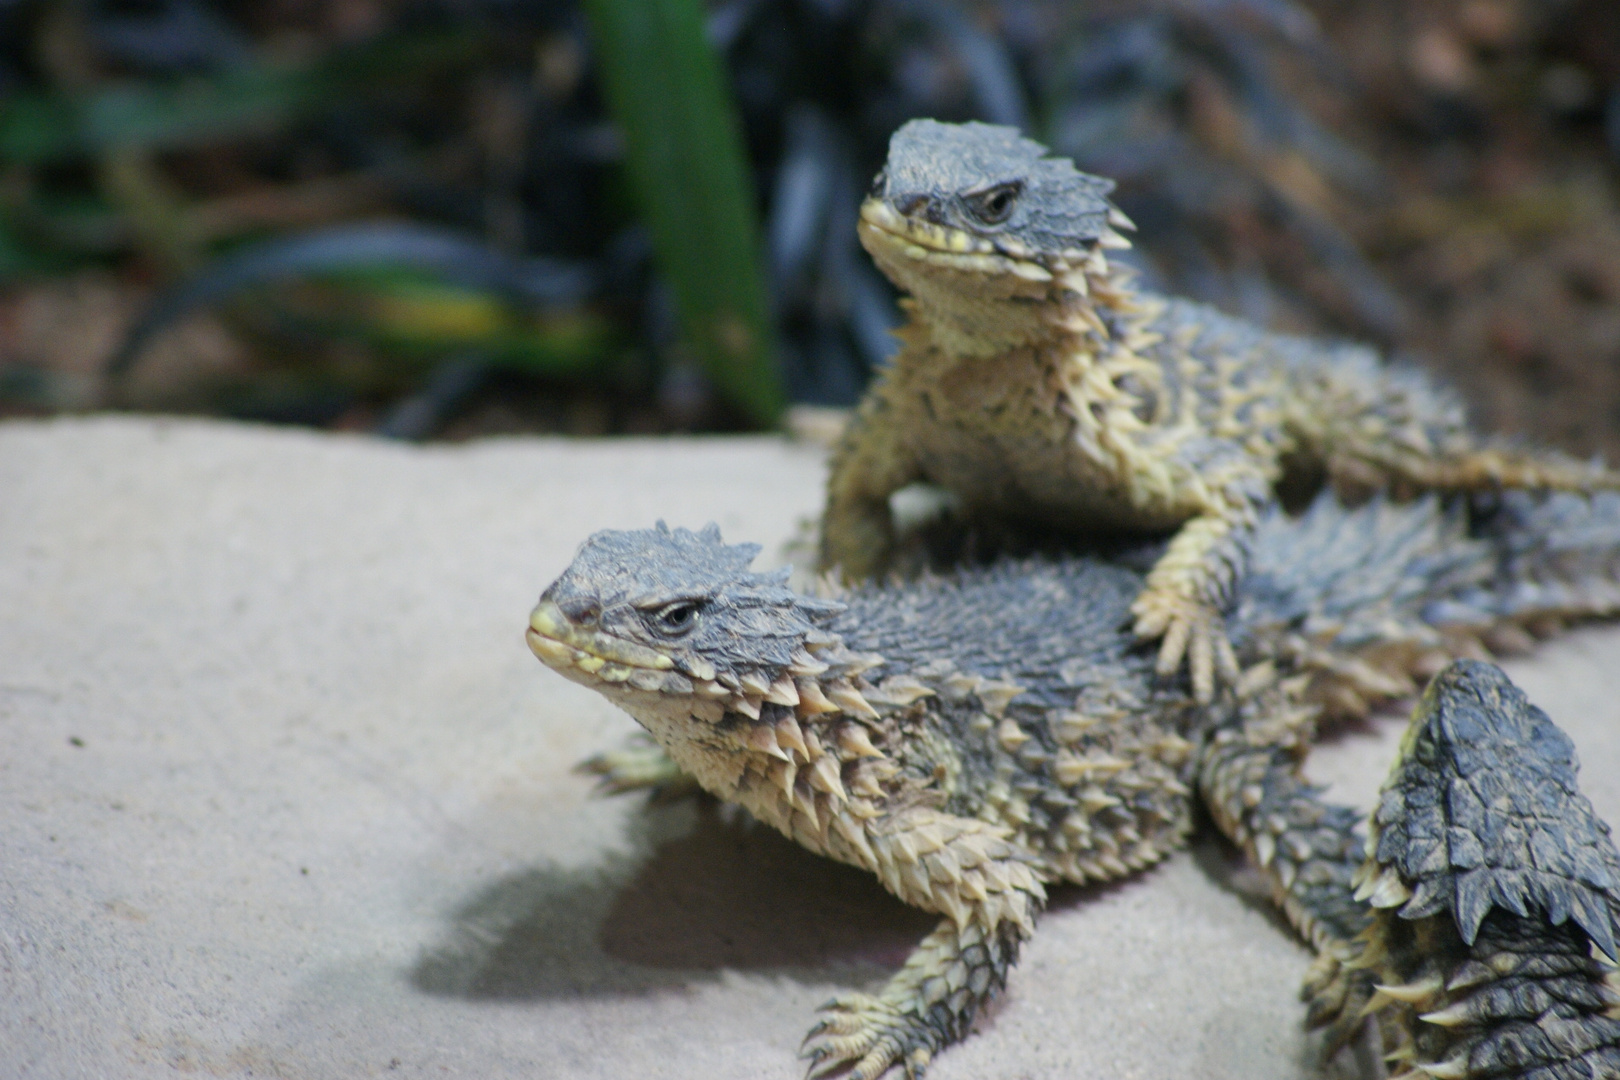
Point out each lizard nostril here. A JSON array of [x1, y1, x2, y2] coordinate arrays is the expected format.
[[559, 598, 600, 626], [898, 195, 929, 217]]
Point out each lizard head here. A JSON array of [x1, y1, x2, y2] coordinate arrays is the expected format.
[[527, 522, 866, 752], [1359, 659, 1620, 956], [860, 119, 1134, 355], [528, 523, 890, 801], [528, 521, 846, 700], [531, 524, 899, 844]]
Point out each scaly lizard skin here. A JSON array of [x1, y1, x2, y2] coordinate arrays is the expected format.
[[1329, 659, 1620, 1080], [528, 490, 1620, 1079], [822, 118, 1619, 702]]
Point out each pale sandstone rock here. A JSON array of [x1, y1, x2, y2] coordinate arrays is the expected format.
[[3, 416, 1618, 1080]]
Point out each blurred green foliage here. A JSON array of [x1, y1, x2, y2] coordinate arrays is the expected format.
[[3, 0, 1615, 443], [0, 31, 485, 164], [581, 0, 783, 425], [0, 5, 781, 429], [265, 270, 615, 375]]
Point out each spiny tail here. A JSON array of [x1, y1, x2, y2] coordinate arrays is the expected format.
[[1235, 490, 1620, 724]]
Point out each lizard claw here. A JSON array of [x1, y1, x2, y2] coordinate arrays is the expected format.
[[1131, 589, 1238, 703], [800, 1017, 835, 1048], [1301, 948, 1381, 1057], [801, 994, 928, 1080]]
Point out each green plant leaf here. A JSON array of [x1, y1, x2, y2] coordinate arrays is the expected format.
[[582, 0, 782, 425]]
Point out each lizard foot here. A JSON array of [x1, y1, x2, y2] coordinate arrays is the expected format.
[[573, 734, 699, 798], [1130, 588, 1238, 703], [1301, 949, 1378, 1056], [801, 994, 936, 1080]]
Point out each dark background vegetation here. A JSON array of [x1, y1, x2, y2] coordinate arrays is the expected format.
[[1, 0, 1617, 453]]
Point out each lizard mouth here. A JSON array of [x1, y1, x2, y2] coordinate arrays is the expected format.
[[858, 197, 1060, 284], [525, 600, 790, 712], [526, 600, 676, 685]]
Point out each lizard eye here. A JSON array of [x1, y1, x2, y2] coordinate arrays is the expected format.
[[967, 181, 1021, 225], [649, 600, 703, 637]]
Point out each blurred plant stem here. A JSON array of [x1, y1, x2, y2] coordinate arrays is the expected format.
[[99, 149, 200, 272], [581, 0, 783, 426]]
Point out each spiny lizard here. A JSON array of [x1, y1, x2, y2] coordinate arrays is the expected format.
[[822, 119, 1618, 703], [528, 490, 1620, 1078]]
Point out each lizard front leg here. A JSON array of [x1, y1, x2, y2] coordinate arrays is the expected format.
[[1127, 441, 1272, 703], [820, 384, 922, 581], [803, 809, 1046, 1080], [574, 733, 701, 798], [1131, 512, 1247, 703]]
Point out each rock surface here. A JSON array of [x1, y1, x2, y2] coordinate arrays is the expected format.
[[4, 415, 1620, 1080]]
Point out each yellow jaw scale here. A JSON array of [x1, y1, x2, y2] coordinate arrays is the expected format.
[[525, 600, 676, 673]]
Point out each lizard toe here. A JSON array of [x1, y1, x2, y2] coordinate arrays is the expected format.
[[572, 734, 694, 797], [802, 994, 936, 1080], [1134, 590, 1234, 702]]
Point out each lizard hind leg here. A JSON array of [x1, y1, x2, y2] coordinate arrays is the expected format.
[[1334, 439, 1620, 500]]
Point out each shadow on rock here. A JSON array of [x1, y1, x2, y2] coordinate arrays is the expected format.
[[411, 799, 935, 1000], [1186, 817, 1303, 942]]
